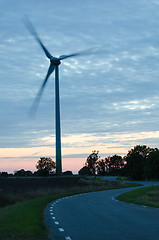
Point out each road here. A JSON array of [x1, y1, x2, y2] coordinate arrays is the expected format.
[[44, 179, 159, 240]]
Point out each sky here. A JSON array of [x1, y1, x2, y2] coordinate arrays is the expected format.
[[1, 0, 159, 173]]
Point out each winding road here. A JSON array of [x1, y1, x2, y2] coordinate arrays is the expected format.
[[44, 178, 159, 240]]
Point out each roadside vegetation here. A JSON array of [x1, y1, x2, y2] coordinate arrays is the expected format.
[[0, 176, 140, 240], [117, 185, 159, 208]]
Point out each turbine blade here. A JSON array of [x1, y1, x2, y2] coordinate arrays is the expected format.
[[23, 16, 53, 59], [29, 63, 55, 116], [58, 48, 102, 60], [59, 53, 82, 60]]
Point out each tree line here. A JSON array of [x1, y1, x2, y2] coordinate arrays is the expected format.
[[1, 145, 159, 180], [0, 157, 72, 177], [79, 145, 159, 180]]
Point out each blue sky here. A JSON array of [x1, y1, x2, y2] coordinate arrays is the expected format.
[[1, 0, 159, 173]]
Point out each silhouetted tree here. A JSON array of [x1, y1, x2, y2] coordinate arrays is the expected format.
[[85, 150, 99, 175], [127, 145, 154, 158], [36, 157, 56, 174], [36, 169, 50, 176], [63, 170, 73, 176], [125, 153, 144, 180], [0, 172, 8, 178], [14, 169, 33, 177], [14, 169, 26, 177], [124, 145, 155, 180], [97, 155, 124, 175], [25, 170, 33, 176], [144, 149, 159, 179], [78, 166, 91, 175], [96, 159, 107, 175], [109, 155, 124, 175]]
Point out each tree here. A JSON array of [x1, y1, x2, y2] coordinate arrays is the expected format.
[[96, 155, 124, 176], [14, 169, 26, 177], [0, 172, 8, 178], [144, 149, 159, 179], [127, 145, 154, 158], [14, 169, 33, 177], [78, 166, 91, 175], [63, 171, 73, 176], [125, 152, 144, 180], [85, 150, 99, 175], [108, 155, 124, 175], [124, 145, 155, 180], [25, 170, 33, 176], [36, 157, 56, 174], [96, 159, 107, 175]]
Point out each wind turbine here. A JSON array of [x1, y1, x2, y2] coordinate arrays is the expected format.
[[24, 18, 99, 175]]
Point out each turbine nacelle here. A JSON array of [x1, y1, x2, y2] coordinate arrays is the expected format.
[[24, 17, 102, 175], [50, 57, 61, 66]]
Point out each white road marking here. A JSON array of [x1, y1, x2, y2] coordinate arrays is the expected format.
[[65, 237, 72, 240], [55, 221, 59, 225], [52, 217, 56, 220], [59, 228, 64, 232], [50, 213, 54, 215]]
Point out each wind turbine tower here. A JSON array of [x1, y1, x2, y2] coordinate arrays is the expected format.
[[24, 17, 97, 175]]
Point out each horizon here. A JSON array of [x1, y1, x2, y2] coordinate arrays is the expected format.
[[0, 143, 156, 174]]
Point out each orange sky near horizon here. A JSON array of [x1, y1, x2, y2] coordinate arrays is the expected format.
[[1, 130, 159, 173], [0, 156, 85, 174]]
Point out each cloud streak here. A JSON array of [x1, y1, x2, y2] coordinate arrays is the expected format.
[[1, 0, 159, 172]]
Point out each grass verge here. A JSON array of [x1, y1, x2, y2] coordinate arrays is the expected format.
[[0, 179, 141, 240], [117, 185, 159, 208], [0, 193, 69, 240]]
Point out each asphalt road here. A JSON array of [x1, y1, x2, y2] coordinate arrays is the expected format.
[[44, 180, 159, 240]]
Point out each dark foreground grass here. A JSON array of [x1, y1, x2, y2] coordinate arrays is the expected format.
[[0, 193, 69, 240], [0, 179, 141, 240], [117, 185, 159, 208]]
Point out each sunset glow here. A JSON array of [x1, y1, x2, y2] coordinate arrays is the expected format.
[[1, 0, 159, 173]]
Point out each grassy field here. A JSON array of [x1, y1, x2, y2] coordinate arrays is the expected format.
[[117, 185, 159, 208], [0, 176, 142, 240]]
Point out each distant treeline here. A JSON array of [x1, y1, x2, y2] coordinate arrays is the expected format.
[[78, 145, 159, 180], [1, 145, 159, 180], [0, 169, 73, 178]]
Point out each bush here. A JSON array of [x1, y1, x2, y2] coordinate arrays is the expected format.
[[0, 172, 8, 178], [78, 166, 91, 175], [36, 169, 49, 177], [63, 171, 73, 176]]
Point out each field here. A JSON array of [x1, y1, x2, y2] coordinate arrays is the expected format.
[[0, 176, 84, 193], [0, 176, 87, 207], [0, 176, 141, 240]]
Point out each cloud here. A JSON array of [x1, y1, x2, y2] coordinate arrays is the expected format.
[[1, 0, 159, 172]]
